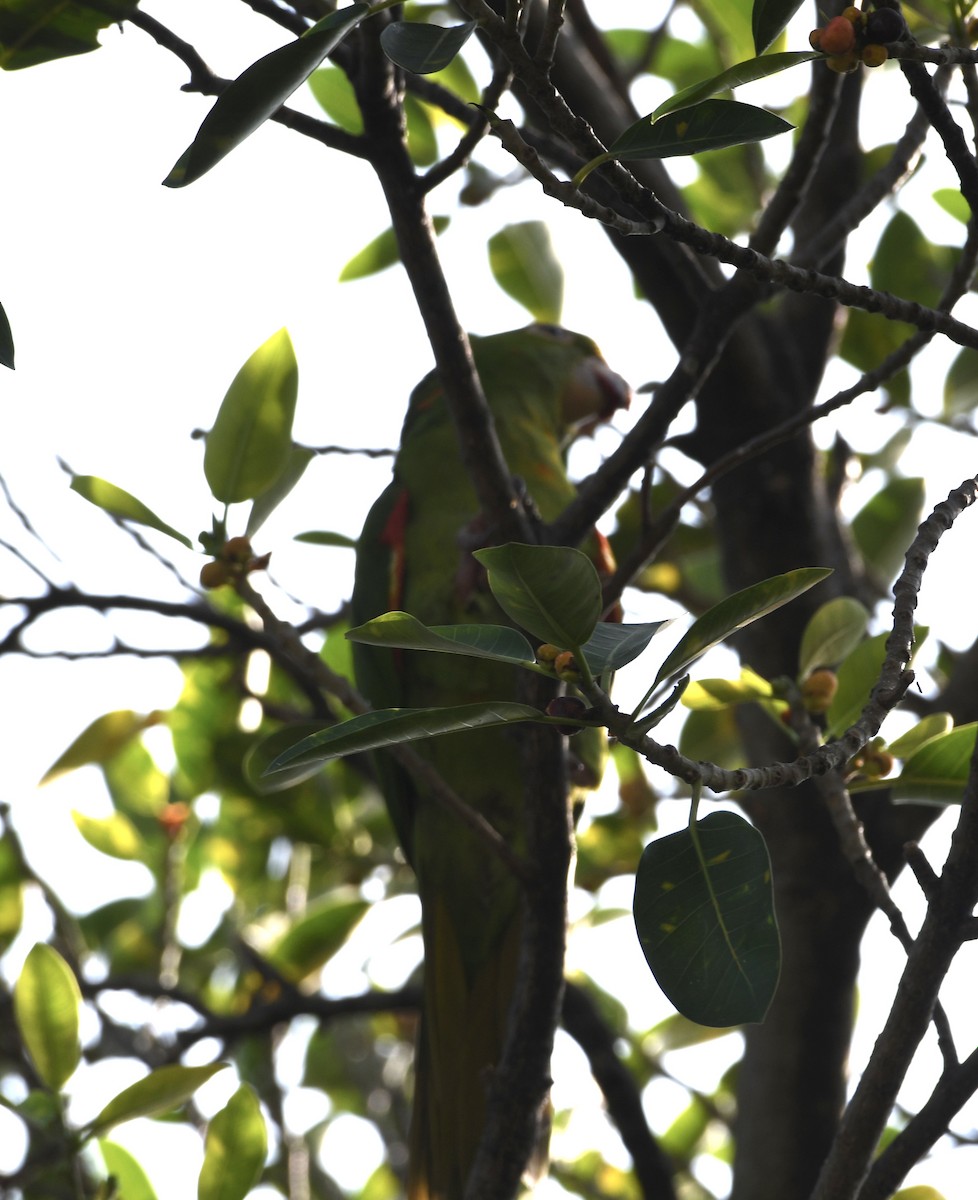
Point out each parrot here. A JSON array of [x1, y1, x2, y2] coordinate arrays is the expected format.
[[350, 323, 630, 1199]]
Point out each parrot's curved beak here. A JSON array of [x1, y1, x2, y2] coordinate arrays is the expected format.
[[563, 356, 632, 436]]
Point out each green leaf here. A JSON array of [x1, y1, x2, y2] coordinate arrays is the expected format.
[[574, 99, 793, 185], [885, 723, 978, 805], [13, 944, 81, 1091], [473, 543, 602, 649], [654, 567, 832, 687], [88, 1064, 228, 1138], [825, 626, 927, 740], [339, 217, 450, 282], [0, 0, 135, 70], [99, 1140, 158, 1200], [68, 474, 192, 547], [851, 477, 925, 586], [41, 710, 164, 784], [164, 5, 369, 186], [797, 597, 871, 678], [888, 712, 954, 759], [247, 445, 314, 535], [752, 0, 806, 54], [579, 620, 674, 675], [346, 610, 535, 664], [72, 811, 144, 862], [943, 347, 978, 420], [198, 1085, 267, 1200], [487, 221, 564, 324], [681, 667, 775, 711], [204, 328, 299, 504], [933, 187, 970, 224], [0, 298, 13, 368], [264, 703, 544, 774], [633, 811, 780, 1026], [266, 890, 367, 980], [308, 65, 363, 133], [246, 721, 345, 792], [652, 52, 818, 120], [294, 530, 358, 549], [379, 19, 477, 74]]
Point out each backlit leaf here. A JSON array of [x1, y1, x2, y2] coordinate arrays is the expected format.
[[488, 221, 564, 324], [653, 51, 817, 120], [0, 0, 135, 70], [204, 328, 299, 504], [68, 474, 192, 547], [13, 944, 81, 1091], [198, 1086, 267, 1200], [88, 1064, 228, 1137], [798, 597, 871, 678]]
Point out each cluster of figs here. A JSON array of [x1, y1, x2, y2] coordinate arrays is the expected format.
[[809, 3, 908, 72]]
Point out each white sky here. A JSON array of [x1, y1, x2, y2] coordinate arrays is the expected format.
[[3, 2, 978, 1197]]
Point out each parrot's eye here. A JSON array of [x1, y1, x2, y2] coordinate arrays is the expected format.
[[529, 322, 571, 343]]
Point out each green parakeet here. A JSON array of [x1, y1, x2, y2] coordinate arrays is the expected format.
[[351, 323, 630, 1199]]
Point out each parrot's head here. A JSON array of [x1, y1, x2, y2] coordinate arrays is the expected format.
[[521, 324, 631, 438]]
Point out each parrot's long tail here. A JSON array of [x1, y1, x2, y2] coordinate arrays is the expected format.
[[407, 896, 539, 1199]]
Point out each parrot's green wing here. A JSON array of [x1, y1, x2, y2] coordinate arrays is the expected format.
[[351, 323, 630, 1199]]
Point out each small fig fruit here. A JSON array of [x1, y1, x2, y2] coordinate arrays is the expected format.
[[801, 668, 839, 714], [545, 696, 589, 735], [200, 560, 231, 589], [820, 15, 857, 54]]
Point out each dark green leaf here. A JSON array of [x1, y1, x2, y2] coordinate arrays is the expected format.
[[68, 474, 193, 547], [379, 19, 477, 74], [339, 217, 450, 281], [88, 1064, 229, 1137], [752, 0, 806, 54], [487, 221, 564, 324], [245, 721, 344, 792], [655, 567, 831, 686], [346, 610, 535, 665], [199, 1085, 267, 1200], [575, 100, 792, 184], [0, 297, 13, 368], [653, 52, 817, 120], [634, 812, 780, 1026], [474, 543, 602, 649], [164, 5, 369, 187], [851, 477, 925, 586], [579, 620, 673, 675], [265, 703, 543, 773], [797, 597, 871, 678], [13, 944, 81, 1091], [204, 328, 299, 504], [0, 0, 134, 70]]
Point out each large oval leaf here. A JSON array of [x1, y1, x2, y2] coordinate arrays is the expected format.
[[579, 620, 673, 675], [379, 19, 477, 74], [99, 1141, 158, 1200], [198, 1085, 267, 1200], [13, 944, 81, 1091], [346, 610, 535, 665], [265, 890, 367, 980], [474, 543, 602, 649], [487, 221, 564, 325], [264, 703, 543, 774], [203, 328, 299, 504], [88, 1063, 228, 1137], [634, 812, 780, 1027], [655, 567, 832, 687], [164, 5, 369, 186], [41, 709, 163, 784]]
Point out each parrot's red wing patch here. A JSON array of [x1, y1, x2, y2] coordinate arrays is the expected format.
[[380, 488, 411, 611]]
